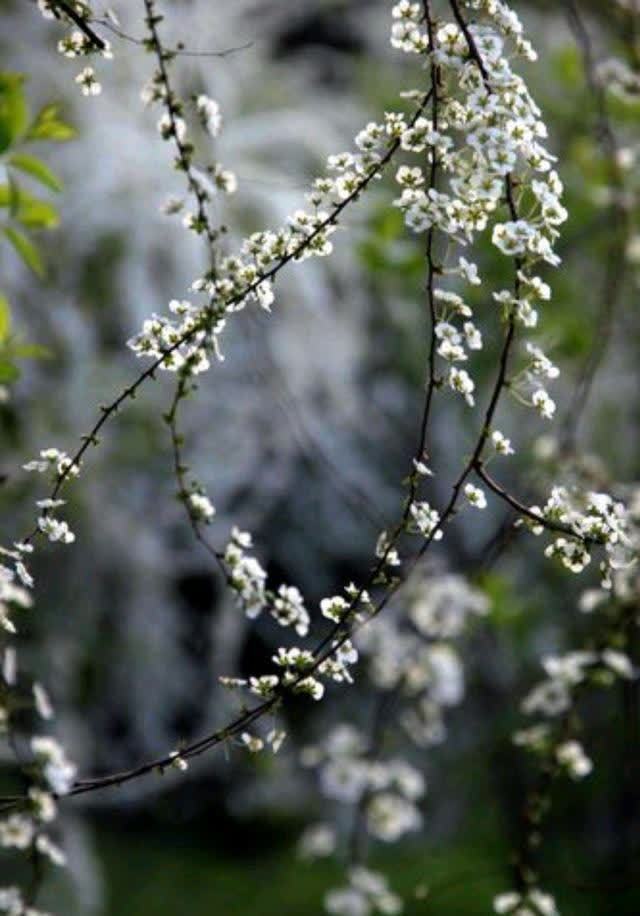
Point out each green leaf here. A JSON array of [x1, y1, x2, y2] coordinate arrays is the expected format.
[[0, 359, 19, 383], [11, 342, 51, 360], [26, 104, 75, 143], [14, 195, 59, 230], [8, 153, 62, 192], [0, 72, 28, 154], [0, 184, 59, 229], [3, 227, 44, 277], [0, 181, 20, 217], [0, 294, 10, 343]]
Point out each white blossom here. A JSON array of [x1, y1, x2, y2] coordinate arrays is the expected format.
[[187, 492, 215, 522], [196, 94, 222, 137], [464, 483, 487, 509], [74, 66, 101, 96], [532, 388, 556, 420], [37, 517, 75, 545], [30, 736, 77, 795], [556, 740, 593, 779], [491, 430, 514, 455]]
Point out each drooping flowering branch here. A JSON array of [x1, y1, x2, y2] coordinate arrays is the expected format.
[[2, 2, 639, 915], [10, 0, 624, 807], [43, 0, 106, 51], [31, 0, 579, 812], [494, 574, 638, 914]]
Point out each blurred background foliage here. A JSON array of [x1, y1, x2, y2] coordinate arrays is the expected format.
[[1, 0, 639, 913], [0, 69, 73, 383]]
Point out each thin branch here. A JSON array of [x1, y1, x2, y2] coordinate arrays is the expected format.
[[413, 0, 440, 474], [474, 463, 599, 543], [8, 87, 444, 808], [165, 373, 227, 575], [143, 0, 220, 255], [67, 698, 275, 796], [47, 0, 106, 50], [448, 0, 490, 85], [22, 89, 433, 547], [4, 2, 595, 813], [94, 16, 253, 58]]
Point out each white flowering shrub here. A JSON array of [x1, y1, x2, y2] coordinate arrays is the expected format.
[[0, 0, 639, 913]]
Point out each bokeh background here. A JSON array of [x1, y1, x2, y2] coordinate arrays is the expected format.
[[1, 0, 639, 913]]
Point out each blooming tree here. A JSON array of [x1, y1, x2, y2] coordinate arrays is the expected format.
[[0, 0, 639, 913]]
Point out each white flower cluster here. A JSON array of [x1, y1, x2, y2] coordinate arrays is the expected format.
[[128, 59, 442, 376], [493, 888, 558, 916], [388, 0, 566, 428], [0, 884, 52, 916], [297, 570, 488, 914], [356, 572, 486, 747], [23, 447, 79, 481], [56, 29, 112, 61], [521, 648, 635, 719], [74, 66, 101, 96], [408, 573, 489, 639], [579, 486, 640, 611], [0, 697, 75, 908], [298, 822, 337, 860], [365, 617, 465, 704], [514, 646, 633, 814], [223, 528, 268, 618], [514, 723, 592, 782], [37, 515, 75, 545], [15, 4, 636, 916], [325, 867, 402, 916], [408, 501, 443, 539], [303, 724, 424, 843], [491, 429, 514, 455], [139, 36, 238, 241], [597, 57, 640, 103], [196, 94, 222, 137], [220, 530, 318, 647], [318, 640, 359, 686], [464, 482, 487, 509], [186, 490, 215, 522], [508, 480, 640, 909], [0, 552, 32, 634], [555, 739, 593, 780], [221, 636, 359, 715], [236, 728, 286, 755], [0, 452, 75, 908], [22, 448, 80, 545], [31, 736, 77, 795], [273, 585, 310, 637], [506, 338, 560, 420], [37, 0, 112, 97], [128, 296, 225, 373], [525, 487, 633, 579]]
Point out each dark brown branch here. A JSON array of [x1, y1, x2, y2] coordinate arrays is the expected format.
[[2, 95, 438, 807], [143, 0, 220, 255], [165, 373, 227, 572], [22, 88, 433, 547], [414, 0, 440, 472], [67, 699, 275, 796], [47, 0, 106, 51], [448, 0, 490, 85], [6, 3, 577, 811], [473, 463, 599, 543]]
